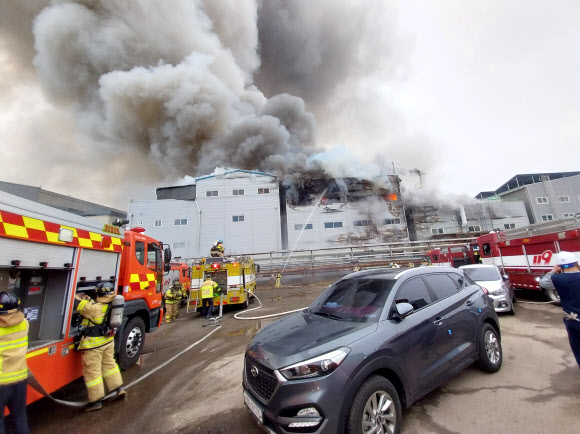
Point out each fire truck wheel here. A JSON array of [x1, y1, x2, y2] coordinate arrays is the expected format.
[[118, 316, 145, 370], [544, 288, 561, 306], [476, 323, 502, 373]]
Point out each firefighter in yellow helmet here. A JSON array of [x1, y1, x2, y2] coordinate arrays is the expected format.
[[0, 292, 29, 433], [164, 279, 183, 323], [74, 282, 126, 411], [200, 275, 221, 320]]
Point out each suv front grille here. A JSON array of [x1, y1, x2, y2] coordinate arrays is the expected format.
[[245, 355, 278, 402]]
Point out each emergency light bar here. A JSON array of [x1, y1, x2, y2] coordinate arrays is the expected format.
[[211, 263, 220, 269]]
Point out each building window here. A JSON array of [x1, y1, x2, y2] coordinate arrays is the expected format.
[[431, 228, 444, 234], [294, 224, 313, 230], [172, 241, 186, 249], [206, 190, 218, 197], [541, 214, 554, 222], [258, 188, 270, 194], [563, 213, 575, 219], [504, 223, 515, 229], [383, 218, 401, 225], [468, 225, 482, 232], [354, 220, 372, 227], [154, 220, 162, 227], [233, 189, 244, 196], [137, 220, 143, 225], [232, 215, 245, 223], [174, 219, 188, 226], [536, 197, 548, 204], [324, 222, 343, 229], [558, 195, 570, 203]]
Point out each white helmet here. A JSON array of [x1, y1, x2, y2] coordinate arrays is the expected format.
[[556, 251, 578, 268]]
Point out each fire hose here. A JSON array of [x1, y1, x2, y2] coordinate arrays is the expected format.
[[27, 325, 221, 407]]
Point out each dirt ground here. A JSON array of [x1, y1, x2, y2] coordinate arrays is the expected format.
[[27, 279, 580, 434]]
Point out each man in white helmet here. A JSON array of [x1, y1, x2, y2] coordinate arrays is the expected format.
[[539, 251, 580, 368]]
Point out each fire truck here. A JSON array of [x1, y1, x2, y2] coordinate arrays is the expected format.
[[188, 256, 256, 312], [426, 242, 479, 267], [477, 218, 580, 303], [162, 262, 192, 295], [0, 191, 170, 405], [426, 218, 580, 303]]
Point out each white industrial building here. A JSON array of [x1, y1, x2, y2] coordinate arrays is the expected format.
[[128, 170, 281, 258]]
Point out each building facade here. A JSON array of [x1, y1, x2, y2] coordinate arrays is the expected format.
[[477, 173, 580, 224]]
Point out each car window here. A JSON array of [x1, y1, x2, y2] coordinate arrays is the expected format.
[[448, 273, 464, 289], [395, 277, 433, 311], [423, 274, 459, 300], [462, 267, 500, 282], [309, 278, 395, 323]]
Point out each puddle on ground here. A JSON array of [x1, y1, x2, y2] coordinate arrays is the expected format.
[[226, 321, 264, 337]]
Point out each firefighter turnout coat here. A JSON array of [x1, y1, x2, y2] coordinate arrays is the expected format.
[[75, 294, 123, 403], [164, 285, 183, 322], [200, 279, 220, 299], [0, 311, 29, 386]]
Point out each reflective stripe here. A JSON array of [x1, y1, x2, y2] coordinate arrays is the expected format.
[[0, 369, 28, 384], [77, 299, 89, 312], [86, 376, 103, 388], [103, 366, 120, 378], [77, 336, 114, 350], [0, 341, 28, 352], [0, 336, 27, 350], [0, 321, 27, 336]]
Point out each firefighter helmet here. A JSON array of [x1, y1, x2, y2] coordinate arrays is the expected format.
[[173, 278, 180, 284], [0, 292, 20, 314], [96, 282, 115, 296], [556, 251, 578, 268]]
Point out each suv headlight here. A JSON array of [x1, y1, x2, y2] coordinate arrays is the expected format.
[[279, 347, 350, 380]]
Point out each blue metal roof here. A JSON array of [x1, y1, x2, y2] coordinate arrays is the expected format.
[[195, 169, 276, 182]]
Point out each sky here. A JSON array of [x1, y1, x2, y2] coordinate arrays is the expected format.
[[1, 0, 579, 210]]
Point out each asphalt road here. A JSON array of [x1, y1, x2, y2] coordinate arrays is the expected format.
[[27, 281, 580, 434]]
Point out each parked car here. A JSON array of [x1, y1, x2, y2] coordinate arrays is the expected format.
[[459, 264, 515, 315], [243, 267, 502, 434]]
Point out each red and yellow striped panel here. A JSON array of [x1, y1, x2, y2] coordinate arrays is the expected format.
[[0, 209, 123, 252], [128, 273, 156, 291]]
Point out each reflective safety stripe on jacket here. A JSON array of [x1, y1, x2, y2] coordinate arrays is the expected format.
[[0, 319, 29, 385], [201, 281, 218, 299], [77, 300, 114, 350]]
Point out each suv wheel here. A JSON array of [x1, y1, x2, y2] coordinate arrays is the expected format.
[[476, 323, 502, 373], [346, 375, 401, 434]]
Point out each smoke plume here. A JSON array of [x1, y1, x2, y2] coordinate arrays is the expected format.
[[0, 0, 430, 209]]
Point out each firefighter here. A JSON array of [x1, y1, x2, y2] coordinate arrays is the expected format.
[[75, 282, 126, 411], [210, 239, 225, 257], [200, 275, 220, 320], [164, 279, 183, 323], [0, 292, 29, 434], [539, 251, 580, 369]]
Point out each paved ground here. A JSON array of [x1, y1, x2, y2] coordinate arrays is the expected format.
[[27, 280, 580, 434]]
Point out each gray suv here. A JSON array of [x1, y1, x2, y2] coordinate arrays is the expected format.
[[243, 267, 502, 434]]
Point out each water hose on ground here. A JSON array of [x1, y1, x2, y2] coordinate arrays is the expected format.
[[28, 325, 222, 407]]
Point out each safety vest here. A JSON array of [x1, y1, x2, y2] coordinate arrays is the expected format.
[[201, 281, 218, 299], [0, 318, 29, 385], [77, 299, 114, 350]]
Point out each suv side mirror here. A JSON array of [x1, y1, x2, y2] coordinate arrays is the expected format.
[[394, 302, 414, 319]]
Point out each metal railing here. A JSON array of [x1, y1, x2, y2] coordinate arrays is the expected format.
[[241, 238, 477, 276]]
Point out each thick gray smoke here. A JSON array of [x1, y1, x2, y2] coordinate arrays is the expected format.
[[0, 0, 425, 208]]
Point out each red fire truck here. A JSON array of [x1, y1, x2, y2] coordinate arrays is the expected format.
[[477, 218, 580, 303], [0, 191, 170, 405], [426, 218, 580, 303]]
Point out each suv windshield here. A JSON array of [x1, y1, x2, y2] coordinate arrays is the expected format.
[[462, 267, 500, 281], [309, 278, 395, 323]]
